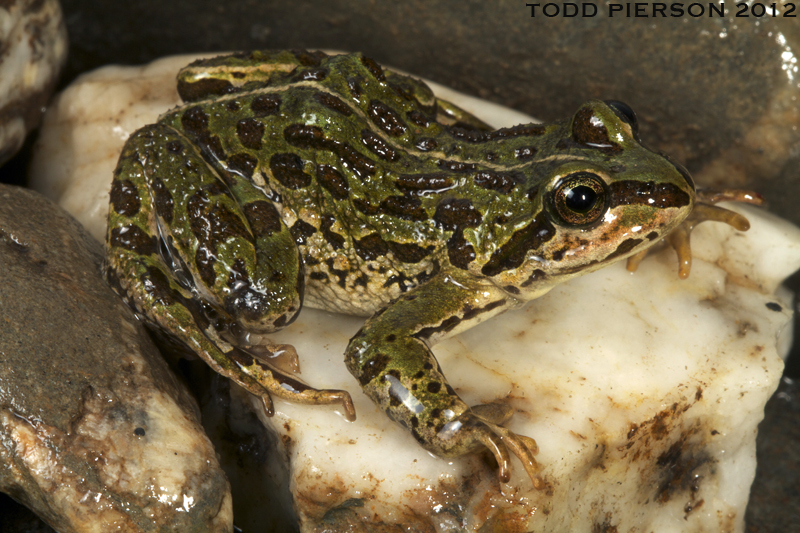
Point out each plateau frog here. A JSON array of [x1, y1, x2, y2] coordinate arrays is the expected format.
[[104, 50, 761, 487]]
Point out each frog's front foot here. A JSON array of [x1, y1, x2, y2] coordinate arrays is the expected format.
[[459, 403, 543, 488], [627, 188, 764, 278], [221, 343, 357, 421]]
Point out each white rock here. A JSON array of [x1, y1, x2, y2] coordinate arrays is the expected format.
[[0, 0, 67, 164], [29, 53, 799, 532]]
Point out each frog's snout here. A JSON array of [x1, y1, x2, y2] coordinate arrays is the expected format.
[[658, 150, 695, 192]]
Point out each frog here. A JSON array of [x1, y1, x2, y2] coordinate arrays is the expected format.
[[104, 50, 762, 488]]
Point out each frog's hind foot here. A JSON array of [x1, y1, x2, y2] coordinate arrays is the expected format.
[[227, 345, 356, 421], [626, 187, 763, 279]]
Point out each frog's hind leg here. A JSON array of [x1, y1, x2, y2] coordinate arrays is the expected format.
[[105, 123, 355, 421]]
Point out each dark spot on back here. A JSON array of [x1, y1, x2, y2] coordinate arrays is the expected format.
[[415, 138, 437, 151], [474, 170, 525, 195], [447, 123, 546, 144], [180, 106, 209, 134], [360, 55, 386, 81], [353, 198, 380, 216], [446, 231, 475, 270], [407, 111, 431, 128], [514, 146, 537, 160], [251, 94, 281, 117], [380, 195, 426, 220], [394, 173, 454, 195], [347, 77, 363, 99], [236, 118, 265, 150], [194, 247, 217, 286], [141, 265, 177, 305], [270, 153, 312, 189], [110, 179, 141, 217], [437, 160, 476, 173], [243, 201, 282, 237], [228, 152, 258, 179], [361, 129, 399, 162], [109, 225, 155, 255], [316, 165, 349, 200], [177, 78, 236, 102], [433, 198, 482, 230], [293, 49, 327, 67], [152, 177, 174, 224], [368, 100, 408, 137], [315, 92, 352, 116], [284, 124, 376, 178]]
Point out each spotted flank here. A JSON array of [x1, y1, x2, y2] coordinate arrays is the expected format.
[[105, 50, 762, 489]]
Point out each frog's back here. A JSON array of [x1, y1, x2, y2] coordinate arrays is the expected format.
[[159, 51, 554, 315]]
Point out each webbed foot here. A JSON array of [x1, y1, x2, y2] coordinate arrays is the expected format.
[[627, 188, 764, 278]]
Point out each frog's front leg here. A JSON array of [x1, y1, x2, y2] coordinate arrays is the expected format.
[[106, 123, 355, 421], [345, 272, 542, 487]]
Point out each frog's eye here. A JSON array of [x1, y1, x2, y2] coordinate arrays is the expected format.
[[605, 100, 639, 138], [552, 172, 607, 226]]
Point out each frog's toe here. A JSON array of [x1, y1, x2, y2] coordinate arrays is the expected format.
[[476, 421, 542, 488], [230, 346, 357, 421]]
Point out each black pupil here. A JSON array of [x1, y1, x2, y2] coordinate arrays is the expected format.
[[564, 185, 597, 213]]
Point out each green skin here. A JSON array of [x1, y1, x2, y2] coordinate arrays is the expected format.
[[105, 50, 701, 486]]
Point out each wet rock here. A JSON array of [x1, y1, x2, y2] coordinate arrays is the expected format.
[[0, 0, 67, 166], [27, 54, 800, 532], [0, 185, 232, 532]]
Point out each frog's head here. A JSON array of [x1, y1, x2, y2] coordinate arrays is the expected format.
[[486, 100, 696, 298]]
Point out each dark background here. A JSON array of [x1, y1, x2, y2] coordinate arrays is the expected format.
[[1, 1, 798, 531]]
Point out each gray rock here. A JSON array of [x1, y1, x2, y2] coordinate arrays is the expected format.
[[0, 185, 232, 532]]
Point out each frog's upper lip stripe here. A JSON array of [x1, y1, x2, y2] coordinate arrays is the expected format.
[[608, 180, 692, 209]]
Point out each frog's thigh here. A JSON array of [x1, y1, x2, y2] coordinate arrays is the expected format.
[[107, 126, 351, 418], [126, 123, 302, 329], [344, 273, 515, 456], [106, 249, 354, 419]]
